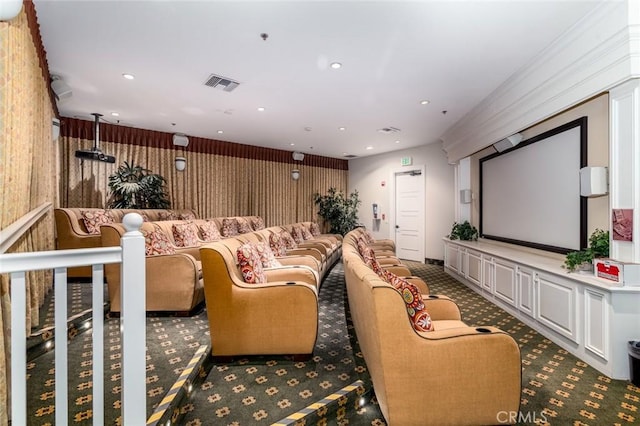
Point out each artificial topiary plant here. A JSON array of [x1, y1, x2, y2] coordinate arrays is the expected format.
[[448, 221, 479, 241], [313, 187, 361, 236], [563, 228, 609, 272], [107, 161, 171, 209]]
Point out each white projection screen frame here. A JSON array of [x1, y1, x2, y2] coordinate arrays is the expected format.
[[480, 117, 587, 254]]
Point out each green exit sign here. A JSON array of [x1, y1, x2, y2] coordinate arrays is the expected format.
[[400, 156, 413, 166]]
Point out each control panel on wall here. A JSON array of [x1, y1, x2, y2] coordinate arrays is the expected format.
[[373, 203, 378, 219]]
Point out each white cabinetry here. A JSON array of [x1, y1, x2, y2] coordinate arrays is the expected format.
[[442, 238, 640, 380]]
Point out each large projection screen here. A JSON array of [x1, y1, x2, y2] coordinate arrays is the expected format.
[[480, 117, 587, 253]]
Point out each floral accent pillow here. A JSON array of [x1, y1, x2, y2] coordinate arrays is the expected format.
[[363, 230, 375, 244], [309, 222, 321, 237], [221, 218, 240, 237], [301, 226, 313, 240], [399, 281, 434, 332], [172, 222, 200, 247], [179, 212, 196, 220], [143, 225, 176, 256], [254, 242, 282, 268], [236, 243, 267, 284], [237, 218, 253, 234], [268, 232, 288, 257], [81, 210, 114, 235], [158, 211, 179, 221], [199, 220, 221, 242], [291, 226, 305, 244], [251, 217, 265, 231], [280, 230, 298, 249]]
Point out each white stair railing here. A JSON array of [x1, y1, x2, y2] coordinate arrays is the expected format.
[[0, 213, 146, 425]]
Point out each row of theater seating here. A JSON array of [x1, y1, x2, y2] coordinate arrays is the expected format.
[[342, 227, 522, 425], [98, 217, 341, 313]]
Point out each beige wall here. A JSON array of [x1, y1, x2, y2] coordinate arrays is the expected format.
[[469, 93, 610, 236]]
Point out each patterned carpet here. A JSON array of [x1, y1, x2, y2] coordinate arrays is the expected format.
[[25, 260, 639, 425]]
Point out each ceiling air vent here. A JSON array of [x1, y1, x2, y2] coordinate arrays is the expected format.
[[377, 126, 401, 134], [344, 154, 358, 158], [204, 74, 240, 92]]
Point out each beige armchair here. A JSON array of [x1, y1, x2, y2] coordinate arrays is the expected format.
[[199, 240, 319, 360], [100, 222, 204, 314]]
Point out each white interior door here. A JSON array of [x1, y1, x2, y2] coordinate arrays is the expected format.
[[394, 169, 425, 262]]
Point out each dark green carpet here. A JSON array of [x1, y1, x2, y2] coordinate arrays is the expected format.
[[25, 261, 639, 425]]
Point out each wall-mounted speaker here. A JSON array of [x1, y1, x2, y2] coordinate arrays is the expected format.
[[580, 166, 608, 197], [173, 134, 189, 147], [51, 76, 72, 101], [459, 189, 472, 204], [493, 133, 523, 153], [292, 151, 304, 161]]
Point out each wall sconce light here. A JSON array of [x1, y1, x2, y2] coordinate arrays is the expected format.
[[175, 156, 186, 171], [291, 169, 300, 180]]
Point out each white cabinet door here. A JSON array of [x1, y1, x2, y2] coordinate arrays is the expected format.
[[518, 267, 535, 318], [482, 256, 494, 293], [445, 243, 460, 274], [466, 250, 482, 287], [584, 288, 609, 360], [537, 273, 578, 343], [494, 259, 517, 307]]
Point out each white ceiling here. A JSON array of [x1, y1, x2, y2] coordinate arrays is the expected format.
[[34, 0, 604, 160]]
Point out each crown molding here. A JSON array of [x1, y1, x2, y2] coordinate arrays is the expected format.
[[442, 0, 639, 163]]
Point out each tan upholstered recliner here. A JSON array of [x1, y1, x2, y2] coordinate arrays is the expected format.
[[343, 230, 521, 425], [100, 222, 204, 314], [199, 240, 319, 359]]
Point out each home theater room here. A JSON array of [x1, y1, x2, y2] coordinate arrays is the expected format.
[[1, 0, 639, 425]]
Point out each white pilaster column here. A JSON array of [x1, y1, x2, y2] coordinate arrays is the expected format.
[[609, 78, 640, 262]]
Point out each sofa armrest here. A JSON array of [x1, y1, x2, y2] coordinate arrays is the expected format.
[[405, 276, 430, 295], [276, 255, 321, 274], [383, 265, 412, 276], [421, 295, 461, 321], [264, 266, 318, 287], [286, 247, 325, 265]]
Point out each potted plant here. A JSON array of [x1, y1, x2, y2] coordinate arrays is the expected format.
[[563, 229, 609, 272], [313, 187, 361, 235], [107, 161, 171, 209], [448, 221, 479, 241]]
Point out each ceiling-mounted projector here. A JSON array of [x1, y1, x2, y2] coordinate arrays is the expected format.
[[75, 113, 116, 163]]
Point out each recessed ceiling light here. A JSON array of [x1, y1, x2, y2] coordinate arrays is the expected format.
[[290, 143, 295, 146], [366, 146, 373, 150], [395, 140, 400, 144], [122, 73, 135, 80], [111, 112, 119, 117], [257, 107, 265, 112], [339, 127, 346, 131], [420, 100, 430, 105], [217, 130, 224, 134], [330, 62, 342, 69]]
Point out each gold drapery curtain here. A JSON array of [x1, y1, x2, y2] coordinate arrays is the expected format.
[[59, 119, 348, 226], [0, 4, 58, 424]]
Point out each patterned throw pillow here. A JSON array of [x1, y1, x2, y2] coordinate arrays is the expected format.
[[143, 225, 176, 256], [199, 220, 221, 242], [399, 281, 434, 332], [237, 218, 253, 234], [280, 230, 297, 249], [356, 238, 370, 258], [158, 211, 179, 221], [251, 217, 265, 231], [291, 226, 304, 244], [301, 226, 313, 240], [81, 210, 114, 234], [363, 230, 375, 244], [179, 212, 196, 221], [254, 242, 282, 268], [221, 218, 240, 237], [268, 232, 288, 256], [309, 222, 321, 237], [172, 222, 200, 247], [236, 243, 267, 284]]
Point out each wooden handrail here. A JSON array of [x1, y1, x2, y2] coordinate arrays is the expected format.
[[0, 202, 52, 254]]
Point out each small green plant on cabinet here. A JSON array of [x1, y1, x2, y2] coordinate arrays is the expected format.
[[563, 229, 609, 272], [448, 221, 479, 241], [313, 187, 361, 236], [107, 161, 171, 209]]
